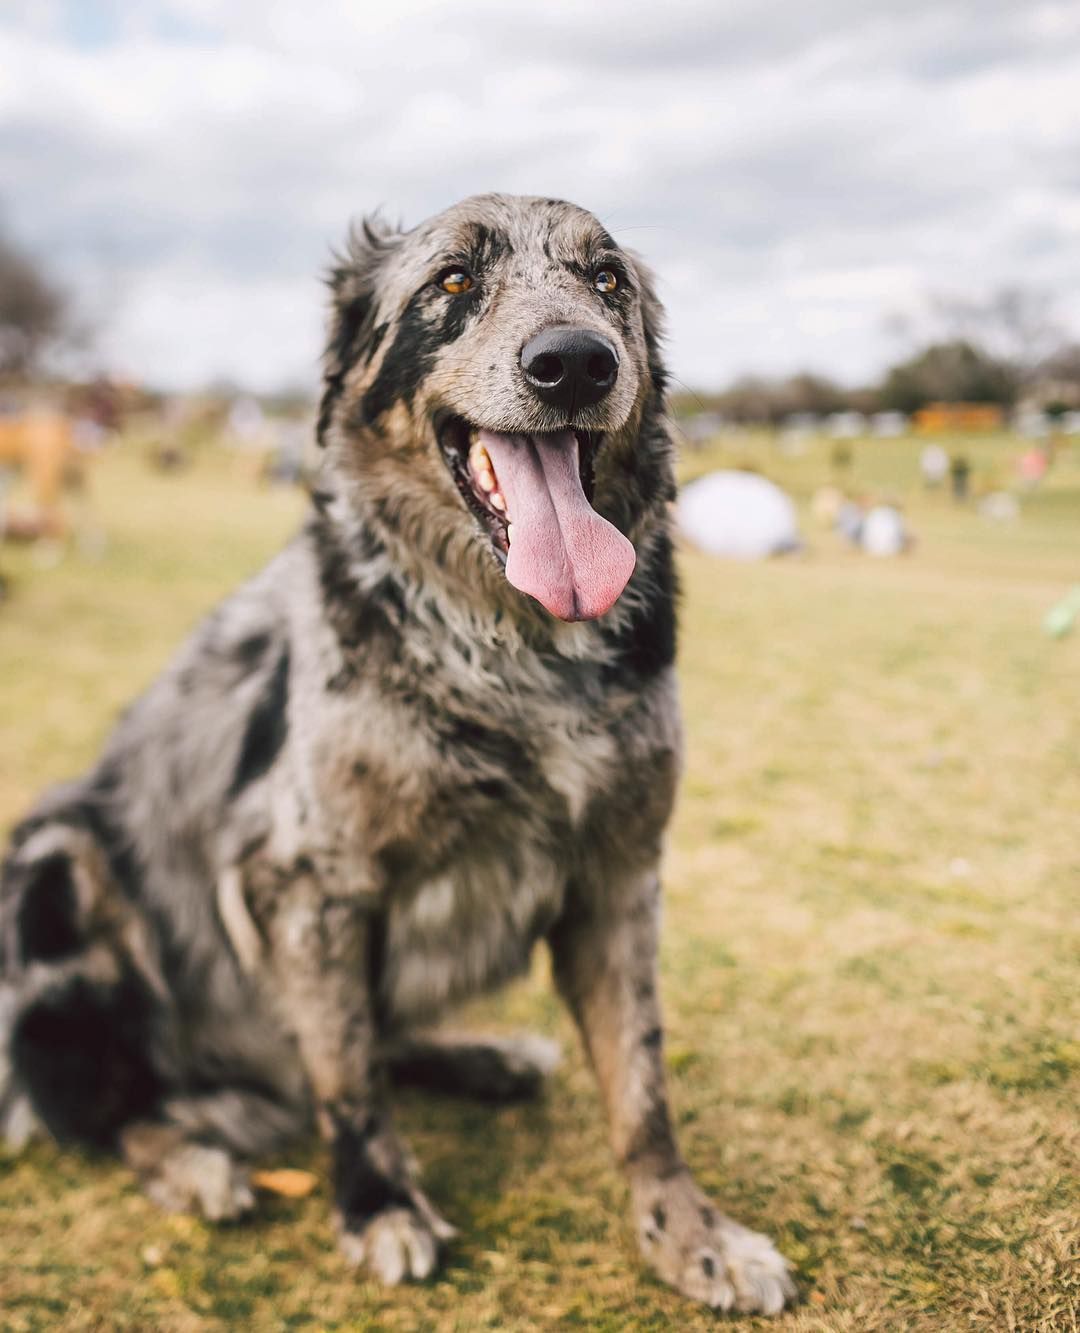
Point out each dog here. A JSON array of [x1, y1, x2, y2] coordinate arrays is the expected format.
[[0, 194, 795, 1315]]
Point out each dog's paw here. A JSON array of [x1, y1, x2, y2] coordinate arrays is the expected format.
[[337, 1200, 453, 1285], [145, 1143, 256, 1222], [0, 1091, 44, 1152], [634, 1172, 796, 1315]]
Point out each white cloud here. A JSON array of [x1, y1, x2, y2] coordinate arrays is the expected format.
[[1, 0, 1078, 390]]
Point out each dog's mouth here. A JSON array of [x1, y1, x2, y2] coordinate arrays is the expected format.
[[436, 416, 636, 622]]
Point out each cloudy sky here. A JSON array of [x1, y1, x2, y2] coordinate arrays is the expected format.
[[2, 0, 1078, 393]]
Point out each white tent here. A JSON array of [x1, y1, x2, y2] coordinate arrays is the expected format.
[[678, 470, 801, 560]]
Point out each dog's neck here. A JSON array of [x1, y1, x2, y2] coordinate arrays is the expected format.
[[306, 483, 609, 669]]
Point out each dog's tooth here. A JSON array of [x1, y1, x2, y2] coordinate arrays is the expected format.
[[470, 443, 491, 471], [506, 523, 514, 544], [490, 490, 506, 512], [478, 469, 496, 493]]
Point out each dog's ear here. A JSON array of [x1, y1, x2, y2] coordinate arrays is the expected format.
[[629, 252, 669, 403], [316, 215, 401, 447]]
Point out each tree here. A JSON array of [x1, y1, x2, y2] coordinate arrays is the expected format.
[[774, 372, 848, 419], [0, 224, 70, 379], [715, 375, 777, 425], [887, 285, 1065, 392], [933, 286, 1063, 382], [1038, 343, 1080, 408], [878, 339, 1019, 414]]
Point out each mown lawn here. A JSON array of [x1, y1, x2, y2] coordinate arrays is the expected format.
[[1, 434, 1078, 1331]]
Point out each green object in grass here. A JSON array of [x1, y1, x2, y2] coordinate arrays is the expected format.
[[1043, 585, 1080, 638]]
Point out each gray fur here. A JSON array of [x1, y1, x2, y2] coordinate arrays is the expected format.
[[0, 194, 794, 1313]]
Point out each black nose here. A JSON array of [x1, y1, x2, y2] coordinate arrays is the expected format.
[[520, 325, 619, 413]]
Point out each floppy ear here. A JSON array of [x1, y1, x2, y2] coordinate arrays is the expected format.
[[629, 252, 669, 403], [316, 215, 401, 447]]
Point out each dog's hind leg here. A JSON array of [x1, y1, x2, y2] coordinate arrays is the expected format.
[[1, 820, 166, 1153], [2, 818, 302, 1225], [382, 1031, 561, 1102]]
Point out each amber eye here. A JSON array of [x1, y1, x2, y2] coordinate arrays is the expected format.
[[438, 269, 473, 295], [594, 268, 618, 294]]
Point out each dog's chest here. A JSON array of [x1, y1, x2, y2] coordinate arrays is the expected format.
[[377, 701, 620, 1022], [287, 625, 634, 1023]]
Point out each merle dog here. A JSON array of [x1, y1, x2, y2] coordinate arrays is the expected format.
[[0, 195, 795, 1315]]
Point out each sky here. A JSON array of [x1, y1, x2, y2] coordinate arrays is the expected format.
[[2, 0, 1079, 394]]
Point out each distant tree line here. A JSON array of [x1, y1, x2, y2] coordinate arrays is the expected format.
[[675, 288, 1080, 425]]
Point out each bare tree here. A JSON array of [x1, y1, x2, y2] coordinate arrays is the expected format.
[[1040, 342, 1080, 387], [0, 223, 71, 379], [928, 286, 1063, 383]]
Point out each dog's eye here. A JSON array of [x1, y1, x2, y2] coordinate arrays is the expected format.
[[438, 269, 473, 295], [593, 269, 619, 294]]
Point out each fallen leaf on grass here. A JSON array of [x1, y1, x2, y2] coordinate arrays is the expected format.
[[250, 1168, 319, 1198]]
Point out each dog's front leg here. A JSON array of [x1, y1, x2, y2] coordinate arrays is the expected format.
[[265, 882, 454, 1284], [550, 869, 796, 1316]]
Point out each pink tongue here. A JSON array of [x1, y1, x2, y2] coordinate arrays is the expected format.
[[478, 429, 636, 622]]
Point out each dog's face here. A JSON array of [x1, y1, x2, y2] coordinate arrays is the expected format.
[[317, 194, 670, 623]]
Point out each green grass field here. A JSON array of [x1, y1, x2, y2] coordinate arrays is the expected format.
[[1, 434, 1078, 1331]]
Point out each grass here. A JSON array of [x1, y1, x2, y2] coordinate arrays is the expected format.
[[1, 433, 1079, 1331]]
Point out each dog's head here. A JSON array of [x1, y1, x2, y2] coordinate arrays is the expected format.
[[316, 194, 673, 625]]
